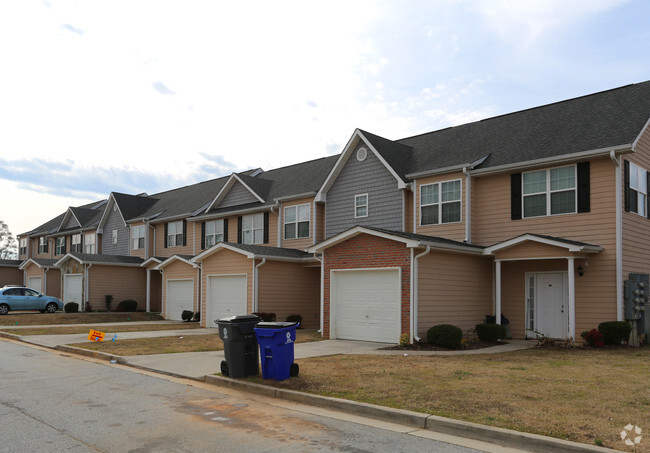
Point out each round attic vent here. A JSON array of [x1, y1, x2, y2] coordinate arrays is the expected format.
[[356, 147, 368, 162]]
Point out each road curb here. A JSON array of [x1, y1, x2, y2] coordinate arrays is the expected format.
[[55, 344, 124, 363]]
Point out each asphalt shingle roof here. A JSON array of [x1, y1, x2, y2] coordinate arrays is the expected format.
[[66, 253, 144, 265], [225, 243, 315, 259], [361, 226, 484, 249]]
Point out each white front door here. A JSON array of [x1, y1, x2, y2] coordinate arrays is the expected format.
[[530, 272, 568, 338], [207, 275, 248, 325], [63, 274, 83, 307], [27, 277, 42, 294]]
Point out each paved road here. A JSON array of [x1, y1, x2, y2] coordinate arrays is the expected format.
[[0, 340, 521, 453]]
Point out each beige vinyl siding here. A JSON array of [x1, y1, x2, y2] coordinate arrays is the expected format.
[[257, 261, 320, 328], [154, 220, 197, 258], [46, 268, 61, 299], [495, 242, 577, 260], [33, 238, 54, 259], [0, 267, 23, 287], [280, 197, 315, 250], [404, 188, 413, 233], [87, 265, 147, 311], [199, 248, 253, 327], [161, 260, 197, 317], [623, 127, 650, 277], [417, 251, 492, 336], [415, 171, 466, 241]]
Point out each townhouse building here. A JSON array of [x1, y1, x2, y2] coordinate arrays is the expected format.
[[10, 80, 650, 343]]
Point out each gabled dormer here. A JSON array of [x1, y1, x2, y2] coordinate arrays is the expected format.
[[316, 129, 413, 238], [206, 172, 270, 212]]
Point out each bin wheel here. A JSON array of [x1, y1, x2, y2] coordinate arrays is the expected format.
[[289, 363, 299, 377], [220, 360, 229, 377]]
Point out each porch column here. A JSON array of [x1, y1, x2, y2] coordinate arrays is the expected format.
[[495, 260, 502, 324], [146, 269, 151, 312], [567, 257, 576, 340]]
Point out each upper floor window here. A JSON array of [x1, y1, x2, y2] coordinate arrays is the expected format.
[[85, 233, 96, 254], [38, 237, 48, 254], [355, 194, 368, 218], [284, 204, 310, 239], [19, 238, 27, 255], [131, 225, 145, 250], [55, 237, 66, 255], [112, 229, 118, 244], [628, 161, 647, 217], [242, 213, 264, 245], [71, 233, 82, 253], [523, 166, 575, 218], [205, 220, 224, 248], [167, 221, 184, 247], [420, 179, 461, 225]]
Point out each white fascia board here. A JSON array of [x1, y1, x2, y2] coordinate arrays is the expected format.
[[405, 155, 490, 179], [420, 241, 485, 255], [632, 116, 650, 151], [483, 234, 603, 255], [141, 257, 162, 267], [82, 261, 143, 268], [252, 254, 318, 263], [471, 145, 633, 177], [18, 259, 39, 270], [96, 194, 127, 229], [315, 131, 360, 202], [190, 205, 272, 222], [306, 226, 419, 253], [153, 255, 197, 270], [192, 242, 255, 263], [56, 209, 74, 232], [273, 192, 317, 203], [357, 130, 407, 189], [206, 174, 265, 212], [232, 174, 265, 203], [54, 253, 83, 267]]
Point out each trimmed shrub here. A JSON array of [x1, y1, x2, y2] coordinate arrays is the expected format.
[[253, 312, 276, 322], [286, 314, 302, 325], [64, 302, 79, 313], [181, 310, 194, 322], [598, 321, 631, 345], [475, 323, 507, 342], [581, 328, 604, 348], [117, 299, 138, 312], [426, 324, 463, 349]]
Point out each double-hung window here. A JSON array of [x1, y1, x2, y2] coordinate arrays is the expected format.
[[19, 238, 27, 255], [38, 237, 48, 254], [284, 204, 310, 239], [523, 166, 576, 218], [205, 220, 224, 248], [55, 237, 66, 255], [420, 179, 461, 225], [167, 221, 183, 247], [71, 233, 82, 253], [242, 213, 264, 245], [112, 229, 118, 244], [628, 162, 647, 217], [131, 225, 145, 250], [84, 233, 96, 254], [354, 194, 368, 218]]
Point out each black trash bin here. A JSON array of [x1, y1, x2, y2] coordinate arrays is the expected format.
[[215, 315, 261, 378]]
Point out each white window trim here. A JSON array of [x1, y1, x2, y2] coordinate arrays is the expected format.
[[354, 193, 368, 218], [19, 238, 27, 255], [167, 221, 184, 248], [419, 179, 462, 226], [522, 165, 577, 219], [84, 233, 96, 254], [71, 233, 82, 253], [242, 213, 264, 245], [284, 204, 311, 240], [629, 161, 648, 217], [55, 237, 65, 255], [131, 225, 145, 250], [205, 219, 224, 248]]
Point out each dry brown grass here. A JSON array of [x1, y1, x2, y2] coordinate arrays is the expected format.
[[0, 312, 164, 326], [1, 323, 201, 336], [68, 329, 323, 356], [253, 347, 650, 451]]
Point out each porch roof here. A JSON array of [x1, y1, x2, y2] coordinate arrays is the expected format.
[[54, 253, 145, 267], [18, 258, 58, 270], [483, 233, 603, 256], [192, 242, 317, 263]]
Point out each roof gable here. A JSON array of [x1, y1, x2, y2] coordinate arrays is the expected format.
[[483, 233, 603, 255], [206, 174, 266, 212]]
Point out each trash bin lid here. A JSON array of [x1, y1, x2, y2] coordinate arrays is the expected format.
[[255, 321, 299, 329], [215, 314, 261, 324]]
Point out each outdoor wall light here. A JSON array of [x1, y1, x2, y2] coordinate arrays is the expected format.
[[577, 265, 584, 277]]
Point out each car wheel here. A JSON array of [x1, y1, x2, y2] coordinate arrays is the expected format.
[[45, 302, 58, 313], [0, 304, 8, 315]]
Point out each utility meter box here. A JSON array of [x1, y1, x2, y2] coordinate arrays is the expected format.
[[625, 273, 648, 333]]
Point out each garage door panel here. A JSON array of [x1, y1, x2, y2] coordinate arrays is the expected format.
[[63, 275, 83, 306], [207, 275, 247, 324], [27, 277, 42, 294], [333, 270, 401, 343], [166, 280, 194, 321]]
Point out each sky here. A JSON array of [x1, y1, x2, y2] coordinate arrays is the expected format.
[[1, 0, 650, 238]]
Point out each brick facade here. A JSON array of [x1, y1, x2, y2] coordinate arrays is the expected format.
[[323, 233, 411, 339]]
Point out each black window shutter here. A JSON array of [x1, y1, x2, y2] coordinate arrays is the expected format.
[[511, 173, 522, 220], [647, 172, 650, 219], [577, 162, 590, 213], [80, 233, 84, 250], [63, 237, 67, 254], [44, 239, 49, 253], [624, 160, 631, 212], [164, 223, 168, 248], [237, 216, 242, 243], [223, 218, 228, 243], [182, 220, 187, 246], [263, 212, 269, 244], [201, 222, 205, 249]]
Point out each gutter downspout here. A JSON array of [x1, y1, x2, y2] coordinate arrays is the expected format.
[[146, 269, 151, 312], [412, 183, 417, 232], [611, 150, 624, 321], [43, 268, 48, 295], [411, 245, 431, 342], [84, 263, 93, 311], [463, 167, 471, 243], [148, 223, 156, 257], [314, 253, 324, 334], [254, 258, 266, 313], [196, 263, 201, 321]]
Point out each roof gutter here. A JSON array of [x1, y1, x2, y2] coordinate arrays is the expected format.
[[273, 192, 317, 203], [190, 205, 274, 222], [406, 155, 489, 179]]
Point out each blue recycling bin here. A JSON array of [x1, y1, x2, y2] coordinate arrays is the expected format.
[[254, 321, 300, 381]]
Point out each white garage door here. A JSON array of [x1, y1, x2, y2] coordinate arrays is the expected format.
[[332, 269, 401, 343], [166, 280, 194, 321], [63, 274, 83, 306], [27, 277, 42, 294], [207, 275, 247, 325]]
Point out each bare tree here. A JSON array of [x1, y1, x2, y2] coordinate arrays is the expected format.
[[0, 221, 18, 259]]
